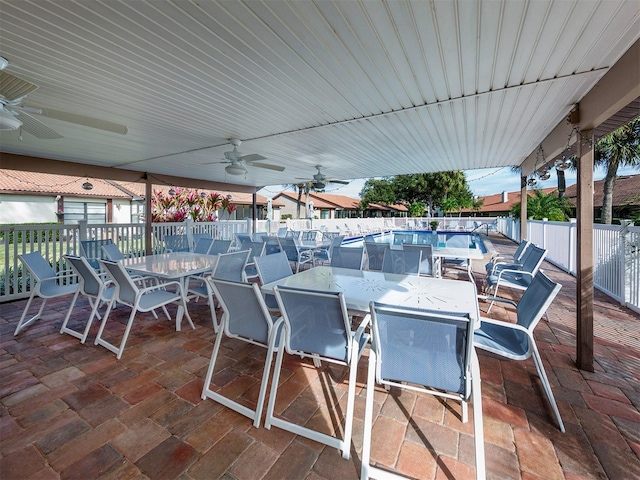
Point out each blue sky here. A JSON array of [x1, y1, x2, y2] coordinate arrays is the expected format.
[[259, 165, 640, 199]]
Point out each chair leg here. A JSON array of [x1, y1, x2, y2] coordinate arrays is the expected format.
[[360, 349, 377, 480], [116, 308, 139, 359], [201, 317, 226, 400], [80, 296, 104, 344], [264, 328, 286, 429], [340, 348, 359, 460], [253, 325, 280, 428], [60, 290, 82, 338], [471, 349, 486, 480], [531, 343, 565, 432], [15, 292, 45, 335]]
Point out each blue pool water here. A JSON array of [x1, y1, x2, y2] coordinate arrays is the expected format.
[[345, 230, 488, 253]]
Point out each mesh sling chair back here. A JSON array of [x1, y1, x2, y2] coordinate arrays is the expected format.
[[475, 270, 565, 432], [329, 246, 365, 270], [163, 234, 190, 252], [381, 249, 422, 275], [95, 259, 190, 359], [80, 238, 115, 269], [239, 241, 266, 280], [485, 245, 547, 312], [15, 251, 79, 335], [193, 237, 215, 254], [265, 286, 370, 460], [277, 236, 314, 273], [208, 239, 232, 256], [362, 302, 485, 480], [192, 233, 213, 251], [314, 235, 344, 266], [101, 242, 127, 261], [61, 255, 116, 343], [485, 239, 531, 274], [254, 251, 293, 311], [202, 279, 282, 427], [364, 242, 390, 271], [402, 243, 438, 276]]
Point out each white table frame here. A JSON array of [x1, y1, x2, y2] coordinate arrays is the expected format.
[[120, 252, 218, 330], [262, 266, 479, 325]]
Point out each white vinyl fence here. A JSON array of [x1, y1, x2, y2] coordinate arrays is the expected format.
[[496, 217, 640, 314]]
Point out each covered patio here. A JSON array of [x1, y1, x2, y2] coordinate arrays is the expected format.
[[1, 235, 638, 479]]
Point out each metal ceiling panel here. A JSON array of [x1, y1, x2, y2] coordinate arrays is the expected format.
[[0, 0, 638, 190]]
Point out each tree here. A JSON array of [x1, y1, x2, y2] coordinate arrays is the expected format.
[[359, 171, 472, 215], [510, 190, 572, 221], [595, 116, 640, 224]]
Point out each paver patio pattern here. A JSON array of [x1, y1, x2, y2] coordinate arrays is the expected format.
[[0, 234, 638, 479]]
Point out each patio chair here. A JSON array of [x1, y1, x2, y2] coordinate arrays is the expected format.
[[14, 252, 79, 335], [164, 234, 190, 252], [202, 279, 282, 427], [193, 237, 215, 254], [402, 244, 439, 276], [95, 259, 189, 359], [61, 255, 116, 343], [80, 238, 115, 269], [381, 249, 422, 275], [313, 235, 344, 266], [277, 237, 314, 273], [364, 242, 390, 271], [100, 242, 128, 261], [441, 234, 472, 275], [362, 302, 484, 480], [211, 249, 251, 282], [329, 246, 364, 270], [208, 239, 232, 256], [192, 233, 213, 251], [276, 227, 288, 237], [393, 233, 414, 246], [254, 251, 293, 311], [235, 233, 253, 249], [485, 239, 531, 275], [485, 245, 547, 312], [475, 270, 565, 432], [265, 286, 370, 460], [240, 241, 266, 280]]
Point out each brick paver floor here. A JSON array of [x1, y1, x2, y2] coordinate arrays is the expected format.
[[1, 233, 639, 479]]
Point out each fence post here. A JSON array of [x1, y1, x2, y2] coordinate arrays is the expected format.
[[569, 219, 577, 274], [619, 225, 627, 305], [78, 220, 88, 243]]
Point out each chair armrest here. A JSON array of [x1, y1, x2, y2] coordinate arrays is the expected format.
[[495, 268, 531, 282], [478, 316, 530, 335], [139, 280, 182, 296]]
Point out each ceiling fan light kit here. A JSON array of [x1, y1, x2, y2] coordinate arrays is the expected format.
[[225, 164, 246, 176]]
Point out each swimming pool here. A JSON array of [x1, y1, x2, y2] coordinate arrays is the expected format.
[[344, 230, 489, 253]]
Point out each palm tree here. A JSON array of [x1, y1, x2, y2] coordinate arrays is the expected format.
[[510, 190, 572, 221], [595, 116, 640, 224]]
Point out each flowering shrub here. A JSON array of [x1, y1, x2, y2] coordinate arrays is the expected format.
[[151, 188, 235, 222]]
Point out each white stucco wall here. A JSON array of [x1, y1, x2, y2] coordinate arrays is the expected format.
[[0, 194, 58, 224]]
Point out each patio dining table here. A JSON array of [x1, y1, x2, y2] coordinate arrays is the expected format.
[[119, 251, 218, 330], [431, 245, 485, 281], [261, 265, 480, 325]]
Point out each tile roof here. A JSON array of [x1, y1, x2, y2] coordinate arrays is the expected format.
[[563, 173, 640, 206], [464, 187, 557, 213], [0, 169, 131, 198]]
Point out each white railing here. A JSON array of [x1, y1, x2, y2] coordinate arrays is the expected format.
[[496, 217, 640, 313]]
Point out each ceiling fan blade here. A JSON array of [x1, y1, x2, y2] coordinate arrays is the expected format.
[[329, 179, 350, 185], [28, 106, 128, 135], [252, 162, 285, 172], [16, 111, 63, 139], [240, 153, 267, 163], [0, 71, 38, 101]]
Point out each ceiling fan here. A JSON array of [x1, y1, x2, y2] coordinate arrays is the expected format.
[[0, 57, 128, 138], [200, 138, 285, 176], [296, 165, 350, 190]]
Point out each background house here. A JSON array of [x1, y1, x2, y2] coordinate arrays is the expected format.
[[0, 170, 283, 224], [563, 174, 640, 222]]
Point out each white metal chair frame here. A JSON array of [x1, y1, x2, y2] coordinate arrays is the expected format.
[[15, 252, 79, 335], [362, 302, 485, 480], [201, 279, 282, 427], [61, 255, 115, 343], [476, 271, 565, 432], [95, 259, 190, 359], [265, 286, 370, 460]]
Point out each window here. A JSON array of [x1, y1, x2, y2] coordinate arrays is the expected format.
[[64, 201, 106, 224]]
